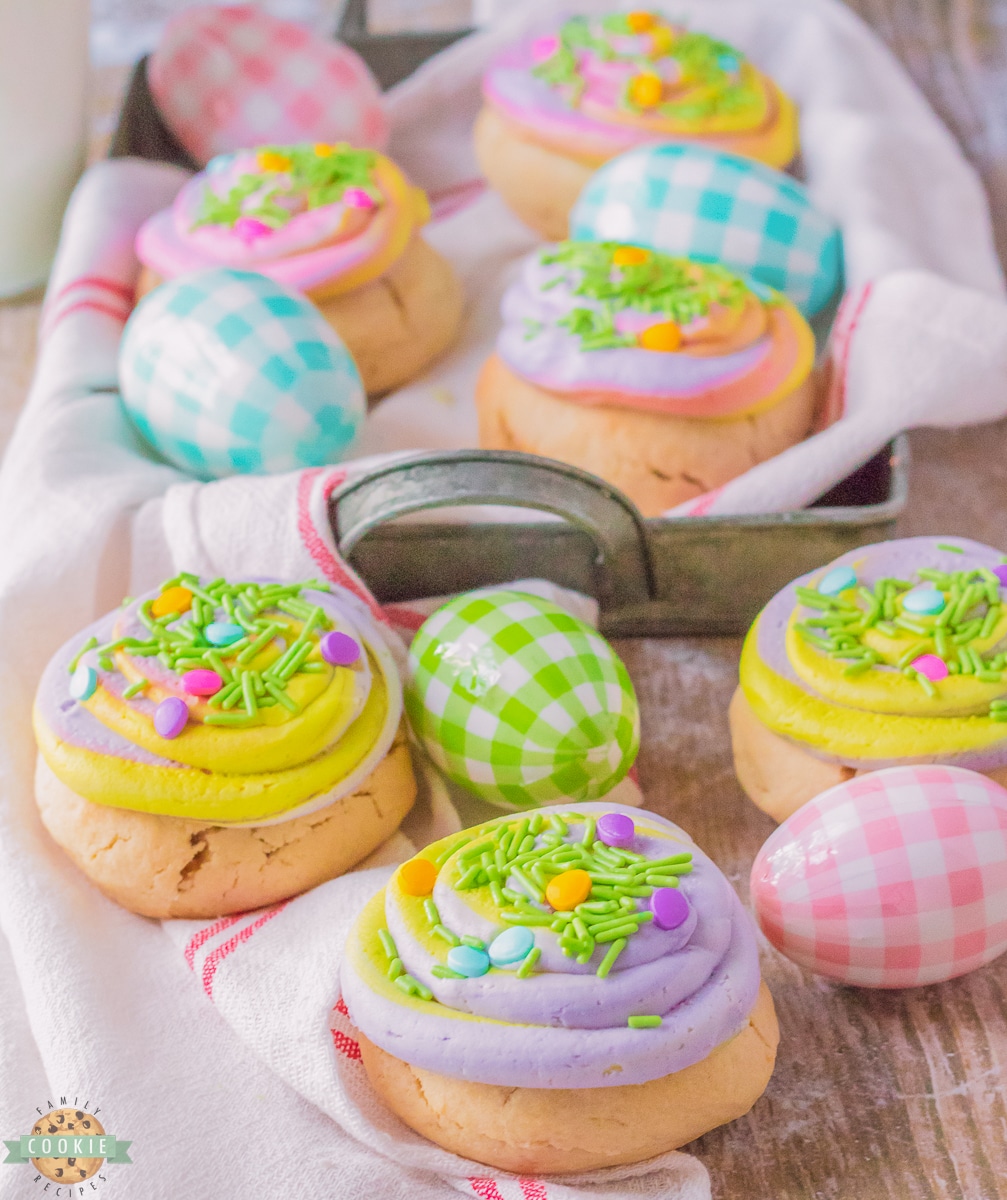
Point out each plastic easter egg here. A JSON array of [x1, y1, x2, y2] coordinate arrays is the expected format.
[[570, 142, 842, 316], [406, 590, 640, 809], [148, 5, 388, 166], [119, 268, 364, 479], [751, 765, 1007, 987]]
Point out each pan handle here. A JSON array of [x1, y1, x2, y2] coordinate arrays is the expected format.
[[330, 450, 654, 610]]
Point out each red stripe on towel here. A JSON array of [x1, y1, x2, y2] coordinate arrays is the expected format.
[[518, 1181, 549, 1200], [184, 914, 243, 969], [468, 1180, 506, 1200], [201, 902, 289, 999]]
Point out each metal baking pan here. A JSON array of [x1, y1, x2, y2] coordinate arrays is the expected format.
[[108, 14, 909, 636]]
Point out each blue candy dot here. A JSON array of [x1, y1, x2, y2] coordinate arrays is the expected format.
[[447, 945, 491, 978], [69, 664, 97, 701], [902, 586, 946, 615], [488, 926, 534, 968], [717, 54, 739, 71], [818, 566, 857, 596], [205, 621, 244, 647]]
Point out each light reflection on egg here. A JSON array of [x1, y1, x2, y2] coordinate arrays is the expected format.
[[750, 765, 1007, 987]]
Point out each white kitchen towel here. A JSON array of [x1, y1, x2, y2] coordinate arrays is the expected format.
[[1, 0, 1006, 1196]]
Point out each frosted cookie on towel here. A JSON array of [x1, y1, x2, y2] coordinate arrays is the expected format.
[[342, 802, 778, 1173], [476, 239, 817, 517], [135, 143, 464, 395], [476, 11, 799, 239], [33, 575, 416, 918], [731, 536, 1007, 822]]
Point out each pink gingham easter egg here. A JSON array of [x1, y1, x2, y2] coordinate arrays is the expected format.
[[750, 765, 1007, 988], [148, 5, 388, 167]]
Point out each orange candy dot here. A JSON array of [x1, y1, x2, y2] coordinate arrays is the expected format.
[[626, 11, 657, 32], [314, 142, 335, 158], [257, 150, 292, 173], [398, 857, 438, 896], [151, 586, 193, 619], [612, 246, 650, 267], [639, 321, 683, 352], [545, 869, 592, 912], [629, 72, 664, 108]]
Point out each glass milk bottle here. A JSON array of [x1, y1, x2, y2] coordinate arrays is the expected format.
[[0, 1, 90, 298]]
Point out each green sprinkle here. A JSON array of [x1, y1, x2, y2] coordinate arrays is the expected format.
[[460, 935, 486, 950], [122, 678, 147, 699], [915, 673, 937, 699], [262, 678, 299, 713], [594, 922, 641, 944], [431, 965, 465, 979], [499, 908, 553, 926], [433, 924, 460, 946], [977, 670, 1002, 683], [843, 659, 874, 677], [454, 863, 483, 890], [897, 641, 932, 669], [378, 928, 397, 960], [489, 881, 505, 908], [581, 816, 596, 847], [550, 814, 569, 837], [516, 947, 542, 978], [991, 710, 1007, 722], [937, 543, 964, 553], [386, 957, 404, 981], [203, 712, 256, 726], [628, 1015, 663, 1029], [875, 621, 899, 637], [596, 937, 627, 979], [98, 655, 113, 672], [510, 866, 545, 904]]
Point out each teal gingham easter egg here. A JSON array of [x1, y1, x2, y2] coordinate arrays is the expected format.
[[119, 268, 364, 479], [406, 590, 640, 809], [570, 143, 843, 316]]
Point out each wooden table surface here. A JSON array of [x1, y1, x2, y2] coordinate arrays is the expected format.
[[3, 6, 1007, 1198]]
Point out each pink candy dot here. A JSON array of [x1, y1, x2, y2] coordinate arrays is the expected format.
[[530, 34, 559, 63], [343, 187, 375, 209], [182, 668, 223, 696], [233, 216, 273, 243], [911, 654, 949, 682]]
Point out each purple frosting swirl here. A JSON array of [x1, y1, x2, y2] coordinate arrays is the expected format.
[[342, 802, 763, 1088]]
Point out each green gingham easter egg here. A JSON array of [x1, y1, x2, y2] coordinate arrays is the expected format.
[[570, 143, 842, 317], [406, 590, 640, 809], [119, 267, 364, 479]]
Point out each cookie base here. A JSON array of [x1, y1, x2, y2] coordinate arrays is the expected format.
[[476, 353, 818, 517], [35, 729, 417, 918], [473, 106, 597, 241], [729, 687, 1007, 822], [355, 981, 778, 1174], [136, 233, 464, 397]]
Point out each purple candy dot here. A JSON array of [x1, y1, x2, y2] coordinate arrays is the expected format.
[[994, 565, 1007, 586], [650, 887, 689, 931], [596, 811, 636, 848], [154, 696, 189, 739], [321, 631, 361, 666]]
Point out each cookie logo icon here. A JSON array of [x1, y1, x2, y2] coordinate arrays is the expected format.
[[4, 1100, 132, 1188], [30, 1109, 105, 1183]]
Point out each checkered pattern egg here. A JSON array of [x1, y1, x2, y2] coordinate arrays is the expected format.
[[406, 590, 640, 809], [119, 268, 364, 479], [148, 5, 388, 166], [571, 143, 842, 317], [751, 765, 1007, 988]]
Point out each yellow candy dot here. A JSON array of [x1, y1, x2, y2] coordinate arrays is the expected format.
[[399, 857, 438, 896], [612, 246, 650, 267], [649, 26, 675, 56], [314, 142, 335, 158], [639, 321, 683, 352], [151, 586, 193, 619], [626, 11, 656, 32], [545, 869, 592, 912], [257, 150, 292, 173], [629, 72, 664, 108]]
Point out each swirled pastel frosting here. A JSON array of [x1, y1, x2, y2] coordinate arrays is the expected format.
[[740, 536, 1007, 772], [497, 240, 814, 417], [34, 575, 402, 826], [342, 802, 761, 1088], [136, 143, 431, 298], [484, 12, 797, 168]]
